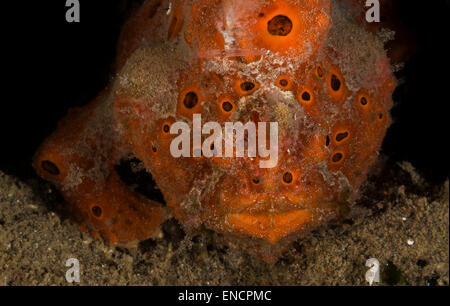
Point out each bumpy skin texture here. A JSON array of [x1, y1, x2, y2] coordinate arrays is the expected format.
[[34, 0, 395, 261]]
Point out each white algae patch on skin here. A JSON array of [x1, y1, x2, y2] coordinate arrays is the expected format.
[[327, 0, 393, 92]]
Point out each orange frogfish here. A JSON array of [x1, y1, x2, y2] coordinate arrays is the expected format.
[[34, 0, 396, 262]]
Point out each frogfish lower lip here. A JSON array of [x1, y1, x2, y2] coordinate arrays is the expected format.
[[226, 210, 312, 244]]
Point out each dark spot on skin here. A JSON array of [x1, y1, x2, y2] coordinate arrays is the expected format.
[[258, 13, 265, 18], [283, 172, 293, 184], [183, 92, 198, 109], [163, 124, 170, 133], [301, 91, 311, 101], [279, 79, 288, 87], [152, 146, 157, 153], [335, 132, 349, 142], [41, 161, 60, 175], [91, 206, 102, 218], [268, 15, 293, 36], [317, 66, 324, 78], [332, 152, 343, 163], [252, 178, 260, 185], [331, 75, 341, 91], [360, 96, 368, 106], [326, 136, 330, 147], [222, 101, 233, 112], [378, 113, 384, 120], [240, 82, 255, 92]]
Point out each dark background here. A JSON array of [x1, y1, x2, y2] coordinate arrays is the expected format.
[[2, 0, 449, 183]]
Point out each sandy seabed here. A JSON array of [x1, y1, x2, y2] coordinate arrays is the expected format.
[[0, 160, 448, 286]]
